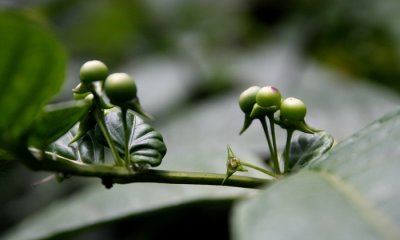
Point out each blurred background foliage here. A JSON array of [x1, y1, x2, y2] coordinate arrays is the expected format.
[[1, 0, 400, 239], [35, 0, 400, 93]]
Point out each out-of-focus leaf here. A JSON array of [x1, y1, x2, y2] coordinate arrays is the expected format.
[[96, 109, 167, 167], [287, 131, 334, 172], [0, 12, 65, 145], [28, 100, 91, 148], [232, 108, 400, 240]]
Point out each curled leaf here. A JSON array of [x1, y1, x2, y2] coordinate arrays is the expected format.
[[45, 125, 104, 164], [287, 131, 334, 172], [96, 109, 166, 167]]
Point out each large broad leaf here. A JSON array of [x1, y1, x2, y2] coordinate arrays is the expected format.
[[28, 100, 91, 148], [97, 109, 167, 167], [232, 108, 400, 240], [0, 12, 66, 145]]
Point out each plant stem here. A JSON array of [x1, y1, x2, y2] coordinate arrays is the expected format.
[[259, 118, 280, 174], [240, 161, 277, 178], [28, 150, 271, 189], [121, 107, 130, 168], [94, 108, 123, 166], [283, 129, 294, 174], [89, 88, 123, 166], [267, 113, 279, 172]]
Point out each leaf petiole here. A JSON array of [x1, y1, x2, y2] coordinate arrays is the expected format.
[[120, 107, 131, 170], [283, 129, 294, 174], [94, 108, 123, 166], [240, 161, 278, 178], [259, 117, 280, 174], [267, 113, 279, 173]]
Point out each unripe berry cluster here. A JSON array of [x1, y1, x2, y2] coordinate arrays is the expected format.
[[79, 60, 137, 105], [234, 85, 320, 175], [239, 85, 308, 125], [73, 60, 151, 120]]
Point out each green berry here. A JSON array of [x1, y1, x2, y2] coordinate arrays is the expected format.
[[104, 73, 137, 104], [80, 60, 109, 83], [256, 86, 281, 108], [280, 97, 307, 121], [239, 86, 260, 114]]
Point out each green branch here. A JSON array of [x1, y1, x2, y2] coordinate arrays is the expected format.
[[25, 151, 271, 189]]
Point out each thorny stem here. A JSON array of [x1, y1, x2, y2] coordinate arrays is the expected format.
[[27, 149, 271, 189]]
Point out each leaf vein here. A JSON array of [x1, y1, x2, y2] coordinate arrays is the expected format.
[[314, 170, 400, 240]]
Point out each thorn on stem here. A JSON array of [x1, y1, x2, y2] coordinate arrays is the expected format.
[[101, 177, 114, 189]]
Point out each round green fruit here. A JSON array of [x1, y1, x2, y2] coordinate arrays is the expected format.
[[280, 97, 307, 121], [239, 86, 260, 114], [256, 86, 281, 108], [80, 60, 109, 83], [104, 73, 137, 104]]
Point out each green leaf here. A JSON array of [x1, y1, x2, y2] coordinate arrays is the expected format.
[[232, 108, 400, 240], [46, 126, 104, 164], [0, 12, 66, 145], [287, 131, 334, 172], [97, 109, 167, 167], [28, 100, 91, 148], [46, 127, 77, 161]]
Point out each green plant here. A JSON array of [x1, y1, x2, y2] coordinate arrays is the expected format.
[[9, 55, 327, 189], [280, 97, 306, 121], [104, 73, 137, 104], [2, 11, 400, 240], [228, 86, 323, 178]]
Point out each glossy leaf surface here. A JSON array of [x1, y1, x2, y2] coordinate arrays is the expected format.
[[233, 109, 400, 240], [97, 109, 167, 167], [46, 126, 104, 164], [29, 100, 91, 148]]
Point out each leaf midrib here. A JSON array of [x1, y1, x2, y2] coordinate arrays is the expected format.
[[312, 169, 400, 240]]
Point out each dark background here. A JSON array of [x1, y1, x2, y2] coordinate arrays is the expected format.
[[1, 0, 400, 239]]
